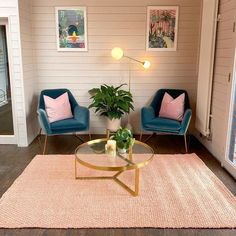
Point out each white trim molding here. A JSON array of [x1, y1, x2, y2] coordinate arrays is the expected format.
[[195, 0, 219, 137]]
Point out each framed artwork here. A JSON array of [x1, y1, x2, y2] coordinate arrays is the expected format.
[[55, 7, 88, 51], [146, 6, 179, 51]]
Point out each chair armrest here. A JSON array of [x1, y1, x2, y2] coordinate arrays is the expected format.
[[73, 105, 90, 129], [179, 109, 192, 135], [141, 106, 156, 126], [37, 109, 51, 134]]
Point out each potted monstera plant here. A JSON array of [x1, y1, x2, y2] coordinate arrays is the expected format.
[[88, 84, 134, 131], [111, 128, 135, 153]]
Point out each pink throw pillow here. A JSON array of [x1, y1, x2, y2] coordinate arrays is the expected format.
[[159, 92, 185, 121], [43, 92, 73, 123]]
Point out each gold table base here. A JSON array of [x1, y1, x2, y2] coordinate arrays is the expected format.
[[75, 159, 140, 196]]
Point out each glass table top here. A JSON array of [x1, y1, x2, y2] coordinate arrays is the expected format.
[[75, 138, 154, 171]]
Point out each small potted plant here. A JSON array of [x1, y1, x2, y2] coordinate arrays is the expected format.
[[88, 84, 134, 131], [111, 128, 135, 154]]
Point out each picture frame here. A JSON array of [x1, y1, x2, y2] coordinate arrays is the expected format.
[[55, 7, 88, 51], [146, 6, 179, 51]]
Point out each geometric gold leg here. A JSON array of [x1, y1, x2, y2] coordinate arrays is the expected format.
[[75, 158, 140, 196], [106, 129, 110, 139], [135, 168, 140, 195], [113, 168, 140, 196], [75, 158, 113, 180], [75, 157, 77, 178]]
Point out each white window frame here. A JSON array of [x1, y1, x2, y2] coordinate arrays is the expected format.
[[0, 18, 17, 144]]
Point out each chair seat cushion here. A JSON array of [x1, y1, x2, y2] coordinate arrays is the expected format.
[[144, 117, 181, 133], [50, 118, 87, 133]]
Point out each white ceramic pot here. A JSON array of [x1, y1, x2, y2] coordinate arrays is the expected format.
[[118, 148, 127, 154], [107, 118, 121, 132]]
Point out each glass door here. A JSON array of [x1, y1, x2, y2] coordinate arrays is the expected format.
[[227, 92, 236, 165], [225, 47, 236, 179], [0, 25, 14, 135]]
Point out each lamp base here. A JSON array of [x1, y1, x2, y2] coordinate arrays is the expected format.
[[126, 123, 133, 132]]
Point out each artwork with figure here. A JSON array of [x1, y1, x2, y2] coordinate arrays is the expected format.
[[146, 6, 179, 51], [56, 7, 87, 51]]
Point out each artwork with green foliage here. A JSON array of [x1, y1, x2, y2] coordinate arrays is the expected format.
[[88, 84, 134, 120], [146, 6, 179, 51], [56, 7, 87, 51]]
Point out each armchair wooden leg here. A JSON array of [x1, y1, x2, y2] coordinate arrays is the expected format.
[[75, 134, 85, 143], [140, 130, 143, 141], [38, 128, 42, 147], [184, 134, 188, 153], [43, 135, 48, 155], [144, 133, 155, 143]]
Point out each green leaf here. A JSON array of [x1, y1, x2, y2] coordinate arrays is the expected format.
[[88, 88, 100, 96], [88, 83, 134, 118]]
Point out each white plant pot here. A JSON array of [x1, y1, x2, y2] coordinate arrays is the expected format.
[[118, 148, 127, 154], [107, 118, 121, 132]]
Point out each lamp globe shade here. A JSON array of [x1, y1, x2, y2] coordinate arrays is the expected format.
[[143, 60, 151, 69], [111, 47, 124, 60]]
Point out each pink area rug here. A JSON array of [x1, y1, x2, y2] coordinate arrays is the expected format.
[[0, 154, 236, 228]]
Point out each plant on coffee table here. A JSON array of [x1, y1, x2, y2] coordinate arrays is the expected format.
[[111, 128, 135, 153]]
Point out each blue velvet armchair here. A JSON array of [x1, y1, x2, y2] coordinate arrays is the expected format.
[[140, 89, 192, 152], [37, 89, 90, 154]]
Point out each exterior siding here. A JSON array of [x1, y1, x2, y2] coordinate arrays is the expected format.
[[197, 0, 236, 162]]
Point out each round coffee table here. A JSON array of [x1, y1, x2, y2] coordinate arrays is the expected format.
[[75, 138, 154, 196]]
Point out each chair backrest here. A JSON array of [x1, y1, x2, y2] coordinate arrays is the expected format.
[[150, 89, 190, 116], [38, 89, 78, 111]]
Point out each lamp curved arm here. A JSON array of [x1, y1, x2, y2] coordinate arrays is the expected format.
[[124, 55, 143, 64]]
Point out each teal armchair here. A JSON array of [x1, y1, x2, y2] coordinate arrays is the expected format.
[[140, 89, 192, 152], [37, 89, 90, 154]]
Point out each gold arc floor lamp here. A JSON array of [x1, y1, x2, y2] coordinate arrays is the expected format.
[[111, 47, 151, 130]]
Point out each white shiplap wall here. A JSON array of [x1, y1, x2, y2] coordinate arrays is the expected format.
[[18, 0, 38, 144], [197, 0, 236, 161], [31, 0, 202, 134], [0, 0, 28, 146]]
